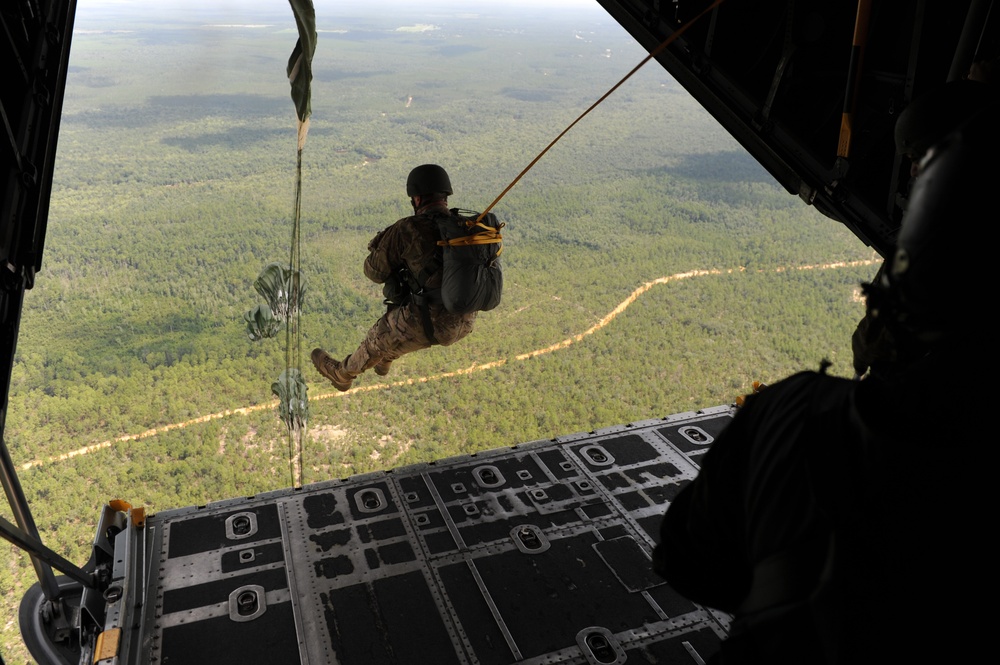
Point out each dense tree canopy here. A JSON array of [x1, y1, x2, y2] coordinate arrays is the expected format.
[[0, 4, 879, 661]]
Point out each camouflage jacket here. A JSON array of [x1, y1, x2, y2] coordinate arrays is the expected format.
[[364, 201, 450, 291]]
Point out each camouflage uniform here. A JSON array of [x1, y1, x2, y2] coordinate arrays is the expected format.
[[342, 200, 476, 378]]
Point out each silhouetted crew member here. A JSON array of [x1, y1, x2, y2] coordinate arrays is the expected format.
[[653, 103, 997, 664], [851, 78, 998, 378], [312, 164, 476, 391]]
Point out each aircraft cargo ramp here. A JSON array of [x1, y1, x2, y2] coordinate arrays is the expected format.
[[20, 407, 734, 665]]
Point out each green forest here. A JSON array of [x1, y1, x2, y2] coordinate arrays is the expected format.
[[0, 2, 880, 661]]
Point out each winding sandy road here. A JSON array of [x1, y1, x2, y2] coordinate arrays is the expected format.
[[20, 259, 877, 470]]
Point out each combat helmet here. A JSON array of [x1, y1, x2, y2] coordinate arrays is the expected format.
[[406, 164, 453, 197]]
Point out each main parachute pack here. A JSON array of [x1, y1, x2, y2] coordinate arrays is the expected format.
[[385, 208, 504, 321], [435, 208, 504, 314]]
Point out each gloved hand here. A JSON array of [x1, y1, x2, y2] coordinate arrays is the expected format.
[[735, 380, 767, 408], [382, 273, 409, 306]]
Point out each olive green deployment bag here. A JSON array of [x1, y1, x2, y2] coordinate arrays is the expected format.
[[435, 208, 504, 314]]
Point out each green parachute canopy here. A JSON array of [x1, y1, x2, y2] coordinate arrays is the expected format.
[[272, 368, 309, 431], [287, 0, 316, 150]]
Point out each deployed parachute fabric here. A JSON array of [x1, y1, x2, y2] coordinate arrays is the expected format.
[[242, 257, 305, 345], [244, 304, 281, 341], [237, 1, 315, 485], [283, 0, 316, 486], [287, 0, 317, 151], [271, 368, 310, 486], [478, 0, 726, 220], [252, 262, 306, 323], [272, 369, 309, 430]]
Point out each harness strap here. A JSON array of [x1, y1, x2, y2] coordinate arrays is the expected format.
[[436, 223, 504, 246], [409, 291, 440, 344], [436, 216, 504, 257]]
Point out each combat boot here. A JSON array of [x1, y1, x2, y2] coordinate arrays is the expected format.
[[311, 348, 354, 392], [374, 359, 393, 376]]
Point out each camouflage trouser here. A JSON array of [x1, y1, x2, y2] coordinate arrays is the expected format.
[[343, 302, 476, 377]]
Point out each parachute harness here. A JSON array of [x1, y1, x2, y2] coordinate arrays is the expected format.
[[438, 215, 505, 257]]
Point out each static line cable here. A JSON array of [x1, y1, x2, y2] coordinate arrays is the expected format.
[[287, 146, 304, 488], [477, 0, 726, 223]]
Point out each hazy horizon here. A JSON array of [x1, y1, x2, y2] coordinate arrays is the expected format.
[[75, 0, 608, 19]]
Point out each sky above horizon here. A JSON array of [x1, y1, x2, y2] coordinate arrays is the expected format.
[[79, 0, 603, 10], [75, 0, 608, 24]]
